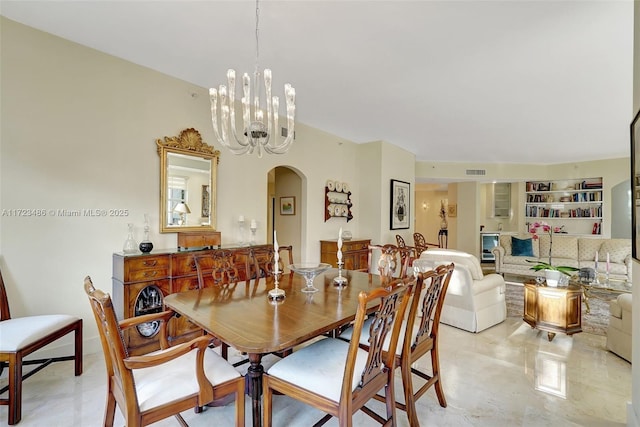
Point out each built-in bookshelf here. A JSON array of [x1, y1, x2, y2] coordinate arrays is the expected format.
[[525, 177, 603, 235]]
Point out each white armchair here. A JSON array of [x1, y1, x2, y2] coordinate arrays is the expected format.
[[416, 249, 506, 333], [607, 293, 632, 362]]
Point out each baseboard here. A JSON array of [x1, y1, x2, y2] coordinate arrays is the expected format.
[[628, 402, 639, 427]]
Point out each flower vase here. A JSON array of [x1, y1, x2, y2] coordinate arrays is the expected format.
[[544, 269, 561, 287]]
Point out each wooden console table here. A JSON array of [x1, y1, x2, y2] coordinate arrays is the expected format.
[[320, 238, 370, 270], [523, 281, 582, 341]]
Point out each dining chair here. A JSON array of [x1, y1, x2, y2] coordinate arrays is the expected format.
[[362, 244, 410, 280], [395, 235, 418, 275], [340, 262, 454, 426], [262, 276, 414, 427], [245, 245, 294, 280], [194, 249, 241, 289], [413, 232, 440, 255], [193, 251, 245, 362], [84, 276, 245, 427], [0, 268, 83, 425]]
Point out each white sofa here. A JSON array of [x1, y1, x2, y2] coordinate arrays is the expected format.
[[416, 249, 506, 333], [492, 234, 631, 282], [607, 293, 632, 362]]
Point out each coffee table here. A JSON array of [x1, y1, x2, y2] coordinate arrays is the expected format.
[[577, 277, 631, 313], [523, 280, 583, 341]]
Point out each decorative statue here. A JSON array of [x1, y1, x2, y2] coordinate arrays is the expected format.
[[439, 200, 448, 230]]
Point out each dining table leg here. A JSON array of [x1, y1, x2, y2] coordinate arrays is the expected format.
[[246, 353, 264, 427]]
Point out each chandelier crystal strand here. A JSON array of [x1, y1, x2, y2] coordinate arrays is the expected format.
[[208, 0, 296, 158]]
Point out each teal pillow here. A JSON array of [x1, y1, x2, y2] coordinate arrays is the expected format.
[[511, 236, 534, 256]]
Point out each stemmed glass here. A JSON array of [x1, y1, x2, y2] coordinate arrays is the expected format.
[[289, 263, 331, 293]]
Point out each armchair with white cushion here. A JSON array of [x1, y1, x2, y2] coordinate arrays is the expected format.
[[416, 249, 506, 333]]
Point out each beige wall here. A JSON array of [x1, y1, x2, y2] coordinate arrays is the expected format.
[[0, 18, 414, 354]]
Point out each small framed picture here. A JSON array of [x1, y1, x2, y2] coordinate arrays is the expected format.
[[447, 204, 457, 218], [390, 179, 410, 230], [280, 196, 295, 215]]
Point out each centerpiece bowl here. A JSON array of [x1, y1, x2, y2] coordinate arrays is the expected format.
[[289, 263, 332, 293]]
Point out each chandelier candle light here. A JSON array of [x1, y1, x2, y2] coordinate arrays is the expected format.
[[268, 230, 285, 299], [333, 227, 348, 286], [209, 0, 296, 158]]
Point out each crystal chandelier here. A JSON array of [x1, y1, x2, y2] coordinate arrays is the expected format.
[[209, 0, 296, 158]]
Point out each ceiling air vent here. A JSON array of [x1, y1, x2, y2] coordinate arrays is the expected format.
[[465, 169, 486, 176]]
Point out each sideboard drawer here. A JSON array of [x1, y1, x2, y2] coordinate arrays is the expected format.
[[127, 267, 169, 282], [127, 256, 170, 271], [343, 241, 369, 252], [171, 253, 199, 276]]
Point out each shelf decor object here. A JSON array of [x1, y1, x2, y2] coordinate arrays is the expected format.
[[208, 0, 296, 158], [632, 108, 640, 261], [324, 180, 353, 222], [390, 179, 410, 230]]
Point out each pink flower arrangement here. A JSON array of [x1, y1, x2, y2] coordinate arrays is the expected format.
[[528, 221, 577, 275]]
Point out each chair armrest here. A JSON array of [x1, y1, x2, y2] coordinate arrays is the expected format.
[[472, 274, 505, 295], [492, 246, 505, 272], [119, 310, 175, 330], [616, 293, 632, 312], [123, 335, 211, 370], [119, 310, 175, 349]]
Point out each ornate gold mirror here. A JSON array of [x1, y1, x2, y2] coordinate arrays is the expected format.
[[157, 128, 219, 233]]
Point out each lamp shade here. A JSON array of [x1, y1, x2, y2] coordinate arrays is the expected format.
[[174, 202, 191, 214]]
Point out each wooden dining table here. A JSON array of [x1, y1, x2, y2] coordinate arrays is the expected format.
[[163, 268, 382, 427]]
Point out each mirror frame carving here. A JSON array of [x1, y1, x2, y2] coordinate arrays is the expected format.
[[156, 128, 220, 233]]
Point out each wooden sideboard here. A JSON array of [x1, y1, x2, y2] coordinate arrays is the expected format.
[[112, 244, 267, 355], [523, 281, 582, 341], [320, 238, 371, 270]]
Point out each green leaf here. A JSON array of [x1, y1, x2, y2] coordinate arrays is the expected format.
[[526, 259, 578, 276]]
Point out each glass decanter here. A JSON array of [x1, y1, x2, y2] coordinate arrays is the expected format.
[[139, 214, 153, 253], [123, 223, 138, 254]]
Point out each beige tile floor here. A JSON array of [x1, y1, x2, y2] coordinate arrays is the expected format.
[[1, 317, 631, 426]]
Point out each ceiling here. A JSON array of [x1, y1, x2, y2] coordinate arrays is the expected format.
[[0, 0, 634, 164]]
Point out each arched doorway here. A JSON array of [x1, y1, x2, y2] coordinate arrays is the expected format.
[[267, 166, 304, 263]]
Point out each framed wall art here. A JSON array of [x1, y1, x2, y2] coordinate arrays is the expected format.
[[631, 109, 640, 261], [447, 204, 458, 218], [280, 196, 296, 215], [390, 179, 410, 230]]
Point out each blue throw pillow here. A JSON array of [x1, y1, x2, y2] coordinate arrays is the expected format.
[[511, 236, 534, 257]]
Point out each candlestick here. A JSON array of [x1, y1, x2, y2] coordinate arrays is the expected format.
[[333, 227, 347, 287], [594, 251, 598, 271], [269, 230, 285, 299], [337, 227, 343, 262], [606, 252, 610, 273]]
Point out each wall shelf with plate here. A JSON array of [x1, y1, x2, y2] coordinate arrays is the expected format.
[[524, 177, 603, 235], [325, 180, 353, 222]]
